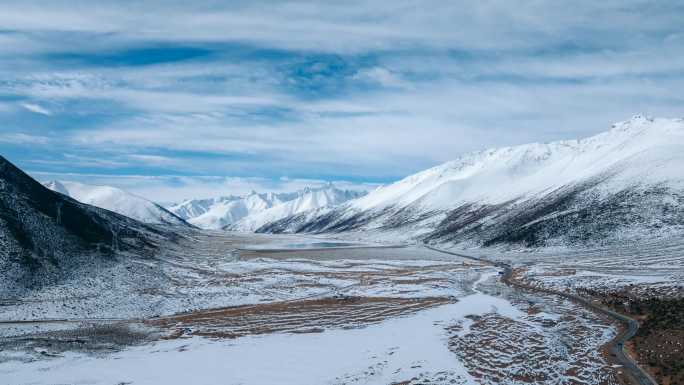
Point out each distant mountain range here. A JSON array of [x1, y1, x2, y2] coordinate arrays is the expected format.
[[38, 179, 365, 232], [167, 184, 365, 230], [44, 180, 189, 226], [167, 191, 297, 229], [259, 116, 684, 249], [229, 184, 365, 231]]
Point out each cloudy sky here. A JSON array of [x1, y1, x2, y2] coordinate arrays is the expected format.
[[1, 1, 683, 201]]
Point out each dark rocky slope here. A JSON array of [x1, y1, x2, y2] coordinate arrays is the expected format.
[[0, 156, 173, 292]]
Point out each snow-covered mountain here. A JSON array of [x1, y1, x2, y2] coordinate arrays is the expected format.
[[166, 196, 242, 220], [169, 191, 299, 230], [259, 116, 684, 249], [1, 156, 170, 293], [168, 185, 365, 231], [229, 184, 365, 231], [44, 181, 188, 226]]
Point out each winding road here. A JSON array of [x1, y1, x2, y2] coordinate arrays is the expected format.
[[425, 245, 658, 385]]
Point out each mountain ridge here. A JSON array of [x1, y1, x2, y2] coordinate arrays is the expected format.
[[169, 184, 364, 230], [172, 191, 298, 230], [229, 184, 365, 231], [257, 116, 684, 249]]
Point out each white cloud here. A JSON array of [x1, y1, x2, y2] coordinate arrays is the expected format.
[[21, 102, 51, 115], [353, 67, 411, 89], [27, 153, 126, 168], [127, 154, 176, 166], [0, 1, 680, 53], [4, 70, 290, 116], [0, 133, 50, 145], [63, 74, 684, 178]]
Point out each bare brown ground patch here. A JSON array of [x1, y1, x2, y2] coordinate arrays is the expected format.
[[447, 308, 619, 384], [148, 296, 454, 339], [508, 268, 629, 384], [577, 288, 684, 385], [178, 262, 474, 296], [632, 329, 684, 385]]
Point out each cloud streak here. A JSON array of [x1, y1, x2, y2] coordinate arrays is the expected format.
[[21, 102, 51, 115]]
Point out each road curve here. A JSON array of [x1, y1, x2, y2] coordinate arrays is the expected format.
[[425, 245, 657, 385]]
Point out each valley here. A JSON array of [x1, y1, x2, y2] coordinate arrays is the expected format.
[[3, 230, 679, 385], [1, 116, 683, 384], [2, 1, 684, 383]]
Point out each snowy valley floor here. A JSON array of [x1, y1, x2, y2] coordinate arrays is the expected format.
[[2, 231, 671, 384]]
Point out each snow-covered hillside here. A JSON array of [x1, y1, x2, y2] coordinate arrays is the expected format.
[[44, 181, 188, 226], [230, 184, 365, 231], [260, 116, 684, 248], [349, 115, 683, 212]]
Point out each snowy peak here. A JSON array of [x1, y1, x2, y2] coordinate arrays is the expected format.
[[289, 184, 364, 212], [351, 116, 684, 212], [167, 196, 241, 220], [169, 184, 366, 231], [230, 184, 365, 231], [610, 114, 654, 132], [590, 115, 683, 150], [44, 180, 69, 195], [44, 180, 189, 226], [180, 190, 297, 230]]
